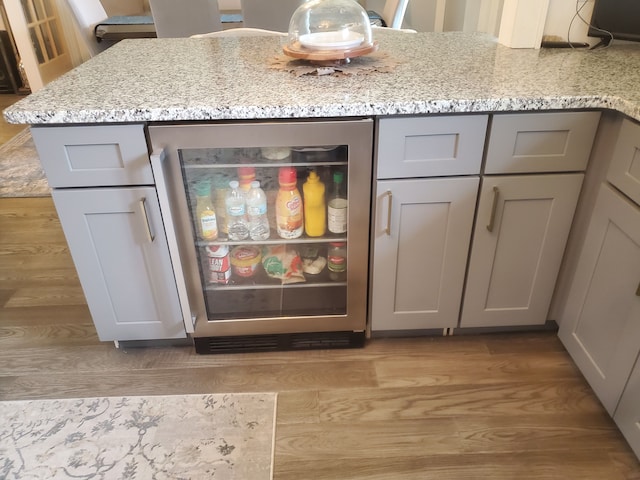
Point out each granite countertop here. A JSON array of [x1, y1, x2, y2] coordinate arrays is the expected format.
[[4, 30, 640, 125]]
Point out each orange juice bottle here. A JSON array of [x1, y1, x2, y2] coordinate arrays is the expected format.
[[194, 180, 218, 241], [302, 170, 326, 237], [276, 167, 303, 239]]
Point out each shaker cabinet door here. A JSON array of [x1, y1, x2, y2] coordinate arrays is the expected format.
[[558, 184, 640, 415], [52, 187, 186, 341], [371, 176, 479, 331], [460, 173, 584, 328]]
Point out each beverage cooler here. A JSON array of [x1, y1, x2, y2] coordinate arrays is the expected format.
[[149, 119, 373, 353]]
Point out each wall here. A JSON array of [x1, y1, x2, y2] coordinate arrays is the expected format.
[[362, 0, 596, 44], [543, 0, 596, 45]]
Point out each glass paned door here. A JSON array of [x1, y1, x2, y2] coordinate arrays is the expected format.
[[4, 0, 71, 90]]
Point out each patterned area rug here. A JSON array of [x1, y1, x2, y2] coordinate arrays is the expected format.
[[0, 393, 277, 479], [0, 128, 50, 198]]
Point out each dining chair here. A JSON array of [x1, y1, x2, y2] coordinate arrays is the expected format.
[[241, 0, 308, 32], [381, 0, 409, 29], [149, 0, 223, 38], [191, 28, 287, 37], [65, 0, 110, 57]]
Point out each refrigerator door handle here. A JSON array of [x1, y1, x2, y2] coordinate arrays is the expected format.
[[150, 148, 196, 334]]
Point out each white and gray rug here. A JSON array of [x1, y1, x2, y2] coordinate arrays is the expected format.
[[0, 393, 277, 479], [0, 128, 50, 198]]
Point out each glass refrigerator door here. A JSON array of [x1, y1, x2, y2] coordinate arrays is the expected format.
[[150, 119, 372, 338], [179, 144, 350, 321]]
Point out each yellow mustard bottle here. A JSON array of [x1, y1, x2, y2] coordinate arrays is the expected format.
[[302, 170, 326, 237]]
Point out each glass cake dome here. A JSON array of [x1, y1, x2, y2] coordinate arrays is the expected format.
[[287, 0, 374, 52]]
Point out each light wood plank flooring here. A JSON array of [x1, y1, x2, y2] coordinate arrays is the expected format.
[[0, 93, 28, 143], [1, 194, 639, 476]]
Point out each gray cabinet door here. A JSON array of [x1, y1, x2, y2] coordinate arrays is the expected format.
[[371, 177, 479, 331], [377, 115, 488, 178], [31, 125, 153, 188], [558, 184, 640, 415], [52, 187, 186, 341], [607, 117, 640, 205], [485, 111, 601, 174], [461, 173, 584, 328]]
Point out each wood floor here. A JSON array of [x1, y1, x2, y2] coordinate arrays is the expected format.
[[0, 93, 29, 143], [1, 196, 639, 479]]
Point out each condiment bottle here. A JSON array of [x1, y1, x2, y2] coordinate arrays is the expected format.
[[275, 167, 303, 239], [327, 242, 347, 281], [302, 170, 326, 237], [194, 179, 218, 241], [327, 170, 347, 234]]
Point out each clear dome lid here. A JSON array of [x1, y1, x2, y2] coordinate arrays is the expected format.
[[287, 0, 373, 52]]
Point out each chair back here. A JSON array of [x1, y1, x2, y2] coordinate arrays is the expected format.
[[65, 0, 109, 57], [382, 0, 409, 29], [149, 0, 223, 37], [241, 0, 307, 32]]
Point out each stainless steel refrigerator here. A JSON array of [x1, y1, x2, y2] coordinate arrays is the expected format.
[[149, 119, 372, 353]]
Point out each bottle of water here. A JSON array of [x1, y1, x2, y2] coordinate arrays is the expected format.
[[246, 180, 270, 241], [225, 180, 249, 241]]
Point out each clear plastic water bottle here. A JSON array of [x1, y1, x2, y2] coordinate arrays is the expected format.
[[246, 180, 270, 241], [225, 180, 249, 241]]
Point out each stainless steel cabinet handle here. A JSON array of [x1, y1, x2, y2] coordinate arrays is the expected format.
[[486, 186, 499, 233], [383, 190, 393, 236], [140, 197, 155, 243], [636, 280, 640, 297]]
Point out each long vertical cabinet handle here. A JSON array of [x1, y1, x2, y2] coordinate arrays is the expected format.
[[139, 197, 155, 242], [486, 186, 500, 233], [383, 190, 393, 235], [636, 280, 640, 297]]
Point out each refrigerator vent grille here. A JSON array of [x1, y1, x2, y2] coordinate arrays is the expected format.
[[194, 331, 365, 354]]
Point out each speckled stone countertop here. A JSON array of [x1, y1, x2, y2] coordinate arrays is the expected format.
[[4, 30, 640, 124]]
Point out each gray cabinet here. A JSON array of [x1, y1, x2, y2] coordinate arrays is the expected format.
[[31, 125, 153, 188], [371, 115, 485, 332], [607, 117, 640, 206], [371, 177, 478, 331], [377, 115, 488, 178], [558, 183, 640, 414], [32, 125, 185, 342], [53, 187, 185, 341], [460, 173, 584, 328], [485, 111, 601, 174], [372, 111, 597, 332]]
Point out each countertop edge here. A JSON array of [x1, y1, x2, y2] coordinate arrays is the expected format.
[[5, 94, 639, 125]]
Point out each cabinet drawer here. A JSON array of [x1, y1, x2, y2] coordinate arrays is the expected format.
[[607, 117, 640, 205], [31, 125, 153, 188], [377, 115, 488, 178], [485, 111, 601, 174]]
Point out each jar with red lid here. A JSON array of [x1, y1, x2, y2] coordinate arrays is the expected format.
[[230, 245, 262, 279]]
